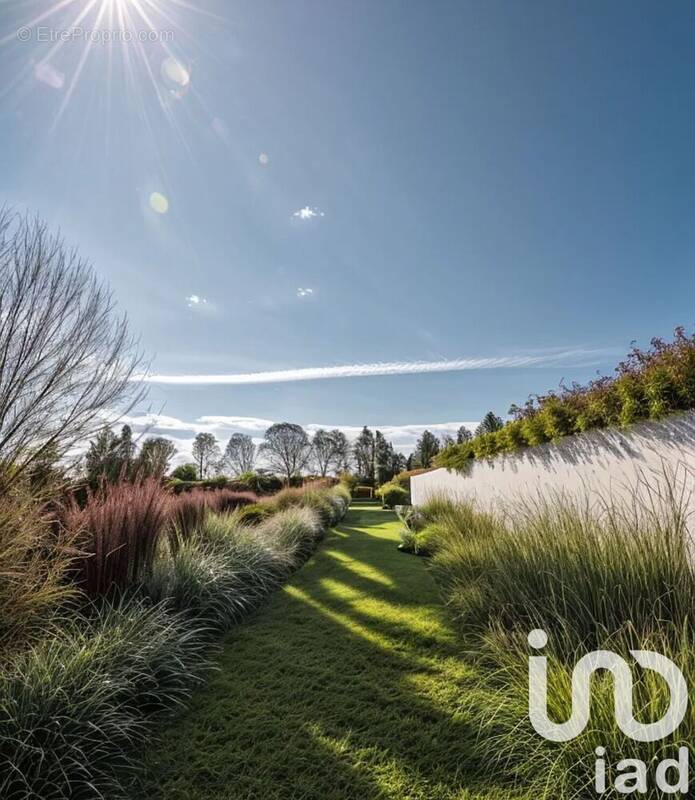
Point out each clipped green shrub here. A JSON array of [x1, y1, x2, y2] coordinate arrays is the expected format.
[[376, 482, 409, 509], [232, 471, 283, 495], [170, 463, 198, 481]]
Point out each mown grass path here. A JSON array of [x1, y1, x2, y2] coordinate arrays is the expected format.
[[141, 504, 511, 800]]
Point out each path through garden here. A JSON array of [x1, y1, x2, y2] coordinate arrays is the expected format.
[[140, 503, 518, 800]]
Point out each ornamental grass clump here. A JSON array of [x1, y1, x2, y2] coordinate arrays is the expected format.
[[256, 506, 324, 566], [426, 477, 695, 799], [0, 598, 210, 800], [263, 483, 348, 527], [0, 488, 79, 653], [64, 478, 171, 599], [145, 511, 294, 629], [169, 488, 211, 545], [430, 488, 693, 648], [1, 481, 341, 799]]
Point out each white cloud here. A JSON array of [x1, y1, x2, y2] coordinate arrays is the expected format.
[[186, 294, 208, 308], [114, 412, 476, 464], [296, 287, 314, 298], [293, 206, 324, 220], [34, 61, 64, 90], [138, 348, 611, 386]]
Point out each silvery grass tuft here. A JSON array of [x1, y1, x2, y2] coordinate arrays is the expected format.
[[425, 472, 695, 799], [0, 598, 210, 800]]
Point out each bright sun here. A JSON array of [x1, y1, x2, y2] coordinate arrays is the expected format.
[[2, 0, 205, 129]]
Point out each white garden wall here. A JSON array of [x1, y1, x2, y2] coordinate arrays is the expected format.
[[410, 410, 695, 516]]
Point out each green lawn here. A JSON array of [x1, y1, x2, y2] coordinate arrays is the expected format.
[[139, 503, 516, 800]]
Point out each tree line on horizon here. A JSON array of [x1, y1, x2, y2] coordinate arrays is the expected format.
[[83, 413, 505, 488]]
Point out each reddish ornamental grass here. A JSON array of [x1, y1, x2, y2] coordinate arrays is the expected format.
[[65, 479, 172, 598]]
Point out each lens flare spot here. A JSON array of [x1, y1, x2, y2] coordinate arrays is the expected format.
[[161, 57, 190, 96], [149, 192, 169, 214]]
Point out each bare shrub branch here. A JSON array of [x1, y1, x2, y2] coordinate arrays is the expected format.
[[0, 209, 146, 485]]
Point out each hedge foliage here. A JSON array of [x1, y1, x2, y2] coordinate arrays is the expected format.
[[437, 327, 695, 470]]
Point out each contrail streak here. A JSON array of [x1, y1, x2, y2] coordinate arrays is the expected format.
[[138, 348, 610, 386]]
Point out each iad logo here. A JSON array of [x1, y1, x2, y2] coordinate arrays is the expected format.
[[527, 629, 690, 795]]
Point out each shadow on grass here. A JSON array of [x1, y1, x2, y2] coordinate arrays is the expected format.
[[136, 505, 519, 800]]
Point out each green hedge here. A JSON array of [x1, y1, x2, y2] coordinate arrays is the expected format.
[[376, 482, 409, 508], [438, 327, 695, 471]]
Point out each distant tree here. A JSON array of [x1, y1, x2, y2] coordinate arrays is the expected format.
[[456, 425, 473, 444], [311, 429, 341, 477], [440, 433, 455, 449], [475, 412, 504, 437], [260, 423, 311, 484], [85, 427, 119, 485], [115, 425, 136, 478], [330, 430, 351, 474], [171, 462, 198, 481], [137, 437, 176, 478], [224, 433, 256, 476], [412, 430, 440, 468], [406, 453, 414, 470], [390, 450, 407, 476], [85, 425, 136, 485], [26, 442, 64, 492], [191, 432, 221, 479], [0, 209, 144, 489], [353, 426, 375, 482], [374, 430, 393, 485]]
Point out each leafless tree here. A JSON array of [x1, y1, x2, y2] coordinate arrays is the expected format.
[[311, 429, 336, 477], [0, 209, 145, 487], [224, 433, 256, 476], [311, 428, 350, 477], [331, 430, 351, 474], [260, 422, 310, 484]]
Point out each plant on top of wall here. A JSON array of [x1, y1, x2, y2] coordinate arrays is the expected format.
[[437, 327, 695, 471]]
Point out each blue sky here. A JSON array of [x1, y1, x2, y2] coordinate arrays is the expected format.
[[1, 0, 694, 460]]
